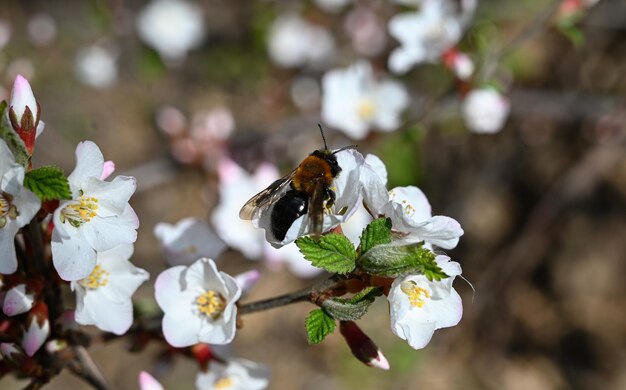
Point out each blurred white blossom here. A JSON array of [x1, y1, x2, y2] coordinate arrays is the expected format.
[[75, 45, 118, 88], [462, 88, 511, 134], [0, 18, 11, 49], [136, 0, 206, 65], [267, 14, 335, 69], [388, 0, 476, 74], [154, 217, 226, 266], [195, 358, 270, 390], [27, 14, 57, 47], [322, 61, 409, 139], [345, 7, 387, 57]]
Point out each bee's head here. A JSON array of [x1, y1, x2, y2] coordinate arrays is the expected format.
[[311, 149, 341, 177]]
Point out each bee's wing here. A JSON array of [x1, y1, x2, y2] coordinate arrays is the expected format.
[[239, 168, 297, 220], [307, 179, 327, 239]]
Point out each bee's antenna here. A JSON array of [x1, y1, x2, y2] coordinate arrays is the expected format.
[[332, 144, 358, 154], [318, 124, 328, 150]]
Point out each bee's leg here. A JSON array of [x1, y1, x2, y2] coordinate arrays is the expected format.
[[325, 188, 336, 209]]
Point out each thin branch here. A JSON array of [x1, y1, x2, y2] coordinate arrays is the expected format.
[[69, 346, 111, 390], [26, 219, 46, 275], [238, 275, 343, 315]]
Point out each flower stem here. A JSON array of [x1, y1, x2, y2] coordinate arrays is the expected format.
[[238, 275, 343, 315]]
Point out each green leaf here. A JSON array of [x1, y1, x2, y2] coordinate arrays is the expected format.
[[320, 287, 383, 321], [296, 234, 357, 274], [360, 217, 392, 254], [305, 309, 335, 344], [24, 166, 72, 201], [358, 243, 448, 280]]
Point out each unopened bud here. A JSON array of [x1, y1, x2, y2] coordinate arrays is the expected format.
[[22, 301, 50, 357], [339, 321, 389, 370], [234, 269, 261, 296], [191, 343, 214, 371], [139, 371, 164, 390], [8, 74, 40, 154], [3, 284, 35, 316]]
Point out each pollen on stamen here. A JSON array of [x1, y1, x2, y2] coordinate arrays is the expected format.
[[195, 290, 226, 319], [61, 196, 100, 227], [79, 264, 110, 290], [401, 281, 431, 308], [213, 376, 234, 389]]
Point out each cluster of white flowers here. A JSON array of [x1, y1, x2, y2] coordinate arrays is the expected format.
[[0, 75, 149, 354], [245, 147, 464, 350]]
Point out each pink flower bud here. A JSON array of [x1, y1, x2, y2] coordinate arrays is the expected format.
[[234, 269, 261, 295], [3, 283, 35, 316], [22, 302, 50, 357], [9, 74, 40, 154], [139, 371, 164, 390], [339, 321, 390, 370]]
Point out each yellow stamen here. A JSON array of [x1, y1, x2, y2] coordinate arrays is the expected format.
[[79, 264, 110, 290], [0, 193, 9, 216], [357, 99, 376, 120], [214, 377, 233, 389], [61, 196, 99, 227], [401, 281, 431, 308], [195, 290, 226, 318]]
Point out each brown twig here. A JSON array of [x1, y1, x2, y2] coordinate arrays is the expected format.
[[238, 274, 344, 315], [68, 346, 111, 390]]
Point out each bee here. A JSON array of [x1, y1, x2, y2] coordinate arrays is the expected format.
[[239, 126, 355, 241]]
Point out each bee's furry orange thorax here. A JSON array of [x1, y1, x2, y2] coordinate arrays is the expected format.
[[292, 155, 334, 194]]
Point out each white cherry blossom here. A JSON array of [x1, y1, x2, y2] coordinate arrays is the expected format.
[[52, 141, 139, 281], [195, 358, 270, 390], [154, 217, 226, 266], [0, 139, 40, 274], [136, 0, 206, 65], [267, 14, 335, 69], [155, 258, 241, 347], [388, 0, 476, 74], [322, 61, 409, 140], [462, 88, 511, 134], [386, 186, 463, 250], [71, 244, 149, 335], [388, 255, 463, 349]]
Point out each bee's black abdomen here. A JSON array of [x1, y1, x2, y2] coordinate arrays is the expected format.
[[271, 190, 309, 241]]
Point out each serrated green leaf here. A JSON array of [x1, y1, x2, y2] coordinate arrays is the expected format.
[[24, 166, 72, 201], [305, 309, 335, 344], [296, 233, 357, 274], [347, 286, 383, 304], [321, 298, 371, 321], [358, 243, 448, 280], [360, 217, 392, 254], [321, 286, 383, 321]]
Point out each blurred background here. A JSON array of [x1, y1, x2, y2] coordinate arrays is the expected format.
[[1, 0, 625, 389]]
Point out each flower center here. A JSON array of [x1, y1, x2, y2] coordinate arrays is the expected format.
[[0, 192, 18, 229], [213, 377, 233, 389], [400, 281, 431, 308], [79, 264, 110, 290], [357, 98, 376, 120], [195, 290, 226, 319], [60, 195, 99, 227]]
